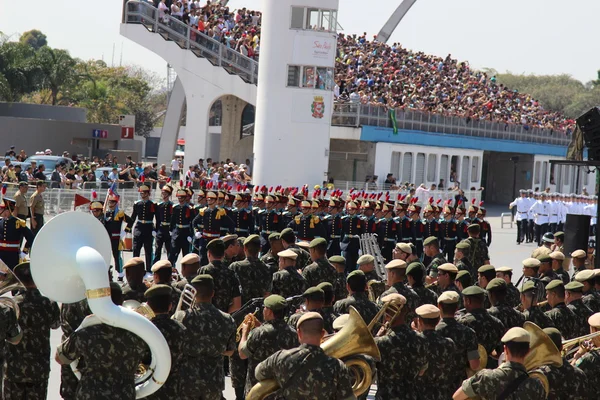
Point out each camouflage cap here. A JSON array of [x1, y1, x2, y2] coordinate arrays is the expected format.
[[244, 234, 261, 246], [309, 238, 327, 248], [145, 284, 173, 298], [263, 295, 287, 311], [545, 279, 564, 291], [357, 254, 375, 265]]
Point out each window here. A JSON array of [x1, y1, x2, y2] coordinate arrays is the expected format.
[[583, 167, 589, 186], [471, 156, 479, 182], [307, 8, 319, 29], [542, 161, 548, 188], [391, 152, 401, 179], [564, 165, 570, 185], [427, 154, 436, 182], [461, 156, 470, 184], [291, 6, 338, 31], [402, 153, 413, 183], [440, 155, 449, 184], [290, 7, 305, 29], [316, 67, 328, 90], [303, 66, 315, 88], [415, 153, 425, 185], [287, 66, 300, 87], [534, 161, 541, 184]]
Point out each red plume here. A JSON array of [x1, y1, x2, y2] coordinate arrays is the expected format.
[[349, 188, 355, 194], [254, 186, 259, 193], [140, 175, 145, 183], [436, 199, 441, 205], [471, 198, 476, 205], [479, 201, 484, 207], [92, 190, 98, 200], [179, 180, 184, 188], [166, 177, 171, 184], [377, 192, 383, 200], [323, 189, 328, 197], [429, 197, 434, 204], [186, 181, 192, 188], [458, 200, 463, 206]]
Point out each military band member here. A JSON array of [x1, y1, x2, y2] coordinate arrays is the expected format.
[[128, 184, 156, 273], [361, 200, 378, 234], [408, 200, 425, 258], [198, 239, 242, 314], [232, 193, 254, 236], [455, 204, 469, 241], [144, 285, 186, 400], [255, 312, 354, 399], [537, 254, 558, 287], [495, 266, 520, 308], [5, 262, 59, 400], [303, 238, 338, 289], [521, 257, 546, 303], [153, 184, 173, 266], [222, 234, 241, 268], [356, 254, 379, 282], [258, 195, 283, 254], [271, 249, 307, 299], [121, 257, 147, 303], [317, 281, 338, 330], [28, 180, 46, 240], [59, 299, 90, 400], [0, 199, 33, 269], [477, 264, 496, 291], [395, 199, 413, 245], [486, 278, 525, 329], [194, 191, 234, 265], [406, 261, 438, 306], [453, 327, 546, 400], [549, 251, 569, 285], [340, 201, 363, 274], [333, 270, 379, 326], [238, 295, 299, 396], [393, 242, 412, 263], [415, 304, 458, 400], [455, 270, 473, 293], [440, 203, 459, 262], [575, 270, 600, 313], [464, 224, 490, 271], [436, 263, 462, 298], [565, 281, 593, 337], [477, 207, 492, 247], [375, 293, 427, 400], [151, 260, 182, 316], [280, 228, 311, 271], [169, 188, 194, 265], [104, 194, 132, 279], [571, 249, 587, 276], [544, 279, 578, 339], [539, 327, 589, 400], [281, 197, 299, 228], [324, 199, 343, 257], [424, 236, 447, 281], [552, 231, 570, 270], [288, 200, 326, 242], [519, 281, 554, 328], [329, 256, 348, 302], [288, 287, 333, 333], [229, 235, 272, 304], [13, 182, 28, 221], [175, 253, 200, 292], [531, 232, 554, 259], [376, 203, 398, 262], [174, 274, 236, 400], [571, 312, 600, 390], [261, 232, 282, 275]]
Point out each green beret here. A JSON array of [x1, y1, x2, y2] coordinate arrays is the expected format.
[[191, 274, 214, 288], [542, 327, 562, 350], [347, 269, 365, 283], [545, 279, 564, 291], [520, 281, 536, 293], [263, 295, 287, 311], [206, 239, 225, 253], [13, 261, 31, 280], [329, 256, 346, 264], [468, 224, 480, 230], [456, 270, 471, 282], [406, 262, 425, 276], [280, 228, 295, 242], [456, 241, 471, 250], [244, 234, 261, 246], [554, 231, 565, 239], [145, 284, 173, 298], [565, 281, 584, 292], [317, 282, 333, 292], [303, 286, 325, 300], [462, 286, 486, 296], [486, 278, 507, 291], [268, 232, 281, 241], [309, 238, 327, 248], [536, 254, 552, 263], [423, 236, 439, 246], [357, 254, 375, 265], [478, 265, 496, 273]]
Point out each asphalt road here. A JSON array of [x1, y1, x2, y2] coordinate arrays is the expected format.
[[42, 204, 536, 399]]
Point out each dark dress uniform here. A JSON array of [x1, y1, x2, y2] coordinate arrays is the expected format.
[[411, 284, 439, 306], [128, 200, 157, 272], [153, 200, 173, 265], [104, 208, 132, 275], [540, 357, 589, 400], [59, 300, 91, 400], [288, 214, 326, 242], [0, 216, 33, 269], [574, 348, 600, 393], [480, 219, 492, 247], [271, 266, 307, 299], [193, 207, 234, 265], [545, 303, 578, 339], [281, 210, 299, 230], [567, 299, 594, 337], [440, 218, 458, 263], [324, 214, 343, 257], [583, 291, 600, 313], [397, 215, 413, 244], [232, 207, 254, 237], [169, 203, 194, 265], [333, 271, 348, 301], [5, 289, 60, 400], [411, 218, 425, 258], [457, 219, 470, 241], [506, 283, 521, 308], [258, 210, 283, 254], [426, 253, 448, 278], [380, 282, 420, 322], [198, 260, 241, 313], [418, 330, 457, 400], [340, 215, 364, 274], [260, 250, 279, 276], [122, 282, 147, 303], [333, 292, 379, 326], [456, 308, 505, 368], [377, 218, 398, 262]]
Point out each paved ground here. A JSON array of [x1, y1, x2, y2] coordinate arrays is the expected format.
[[43, 204, 536, 399]]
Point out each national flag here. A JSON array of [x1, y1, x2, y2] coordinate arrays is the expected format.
[[389, 108, 398, 135], [74, 194, 91, 210], [108, 182, 120, 214], [566, 124, 584, 161]]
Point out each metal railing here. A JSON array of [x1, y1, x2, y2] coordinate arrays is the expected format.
[[501, 212, 514, 228], [124, 0, 258, 84]]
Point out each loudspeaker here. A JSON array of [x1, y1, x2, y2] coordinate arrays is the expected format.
[[563, 214, 591, 254], [577, 108, 600, 159]]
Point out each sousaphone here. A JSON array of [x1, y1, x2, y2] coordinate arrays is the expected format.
[[30, 212, 171, 398]]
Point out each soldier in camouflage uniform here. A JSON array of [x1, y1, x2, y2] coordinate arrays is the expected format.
[[271, 249, 308, 299], [287, 287, 334, 333], [280, 228, 311, 271], [539, 327, 590, 400], [198, 239, 242, 313], [519, 281, 554, 329], [317, 282, 338, 332], [221, 234, 241, 268], [549, 251, 570, 285], [59, 299, 91, 400], [238, 295, 299, 396], [380, 260, 420, 322], [175, 253, 200, 291], [150, 260, 182, 316], [144, 285, 186, 400], [356, 254, 380, 282], [565, 281, 594, 337], [454, 327, 546, 400], [255, 312, 354, 399], [521, 258, 547, 304], [544, 279, 579, 339], [375, 294, 428, 400], [414, 304, 458, 400], [457, 285, 505, 369], [333, 270, 379, 326], [302, 238, 338, 290], [329, 256, 349, 302], [486, 278, 525, 329], [496, 266, 521, 308], [455, 270, 473, 292], [5, 262, 59, 400], [454, 241, 476, 280], [122, 257, 148, 303], [173, 275, 236, 399], [406, 261, 438, 306], [464, 224, 490, 271], [261, 232, 283, 275], [435, 263, 462, 301], [423, 236, 447, 280], [436, 291, 481, 388], [575, 270, 600, 313]]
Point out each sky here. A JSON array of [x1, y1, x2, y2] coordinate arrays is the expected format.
[[1, 0, 599, 85]]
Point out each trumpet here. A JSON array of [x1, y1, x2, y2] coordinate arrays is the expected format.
[[425, 281, 438, 289], [368, 298, 403, 334], [236, 308, 260, 342]]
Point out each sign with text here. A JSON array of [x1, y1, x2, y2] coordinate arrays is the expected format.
[[92, 129, 108, 139], [292, 34, 336, 67], [121, 127, 134, 139]]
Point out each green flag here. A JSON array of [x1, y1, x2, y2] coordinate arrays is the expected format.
[[389, 108, 398, 135], [566, 124, 584, 161]]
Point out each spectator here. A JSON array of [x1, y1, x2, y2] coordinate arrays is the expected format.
[[25, 166, 34, 182], [65, 167, 76, 189], [14, 165, 27, 183], [438, 179, 445, 190], [50, 164, 62, 188], [4, 146, 15, 158], [384, 173, 396, 190], [171, 157, 181, 180], [100, 170, 110, 183], [108, 167, 119, 182]]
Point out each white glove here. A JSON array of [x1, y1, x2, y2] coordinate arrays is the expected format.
[[187, 236, 193, 243], [194, 232, 202, 239], [152, 231, 157, 238], [120, 231, 126, 241], [19, 252, 27, 260]]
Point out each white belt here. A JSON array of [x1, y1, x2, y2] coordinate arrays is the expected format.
[[0, 243, 19, 248]]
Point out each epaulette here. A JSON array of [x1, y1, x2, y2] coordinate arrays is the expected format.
[[312, 215, 320, 224], [216, 208, 227, 219], [294, 215, 301, 225], [116, 210, 125, 220], [199, 207, 207, 217], [341, 215, 350, 220], [322, 215, 331, 221], [15, 218, 26, 229], [135, 200, 142, 205]]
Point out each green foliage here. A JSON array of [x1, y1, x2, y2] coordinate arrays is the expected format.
[[19, 30, 47, 50]]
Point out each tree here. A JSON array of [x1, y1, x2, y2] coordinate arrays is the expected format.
[[19, 30, 47, 51], [34, 47, 77, 105], [0, 38, 39, 102]]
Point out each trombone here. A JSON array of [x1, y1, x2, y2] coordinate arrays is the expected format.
[[367, 298, 403, 334], [561, 332, 600, 359]]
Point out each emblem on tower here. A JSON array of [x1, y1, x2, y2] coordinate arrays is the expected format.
[[311, 96, 325, 119]]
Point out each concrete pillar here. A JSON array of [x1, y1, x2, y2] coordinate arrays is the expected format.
[[219, 95, 247, 162], [182, 86, 220, 170], [157, 77, 185, 167]]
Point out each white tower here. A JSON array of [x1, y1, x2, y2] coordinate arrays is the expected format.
[[253, 0, 339, 187]]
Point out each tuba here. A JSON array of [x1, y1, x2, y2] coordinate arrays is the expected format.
[[247, 307, 380, 400], [123, 300, 156, 320], [523, 321, 563, 397], [0, 262, 25, 319], [30, 212, 171, 399]]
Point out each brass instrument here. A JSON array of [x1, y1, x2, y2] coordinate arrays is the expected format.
[[123, 300, 156, 320], [561, 331, 600, 359], [523, 321, 563, 397], [0, 263, 25, 319], [367, 279, 387, 302], [466, 344, 488, 377], [247, 307, 380, 400], [425, 281, 438, 289], [367, 297, 404, 333], [236, 309, 260, 342], [174, 283, 197, 314]]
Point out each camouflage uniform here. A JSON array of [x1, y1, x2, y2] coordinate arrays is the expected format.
[[506, 283, 521, 308], [380, 282, 420, 322], [175, 302, 236, 399], [522, 306, 555, 329], [436, 317, 480, 386], [4, 289, 60, 400], [333, 292, 380, 326], [198, 260, 241, 312], [0, 303, 20, 397], [320, 306, 338, 334], [288, 245, 311, 270], [362, 269, 380, 282], [544, 303, 578, 339], [229, 257, 272, 304], [240, 319, 299, 395], [457, 308, 505, 367], [418, 330, 458, 400], [567, 299, 594, 337], [122, 281, 147, 303], [583, 291, 600, 313], [333, 271, 348, 302], [436, 283, 463, 307], [455, 257, 476, 281], [411, 284, 439, 307], [271, 266, 307, 299], [461, 361, 546, 399], [260, 250, 279, 276], [175, 274, 197, 291], [465, 237, 490, 271], [554, 267, 570, 286], [302, 257, 338, 289], [488, 302, 525, 329], [59, 300, 91, 400], [255, 343, 354, 399], [426, 253, 447, 278], [375, 324, 428, 400], [287, 308, 334, 334], [575, 348, 600, 391], [145, 314, 186, 400], [58, 323, 149, 400], [540, 357, 589, 400]]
